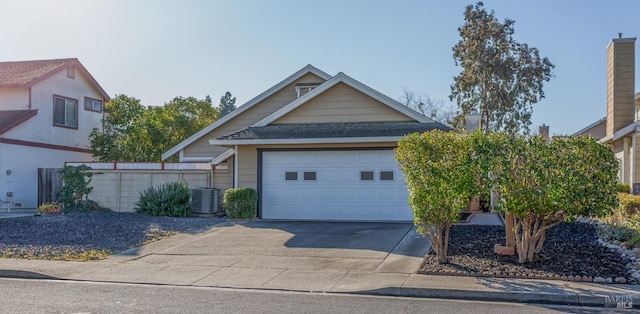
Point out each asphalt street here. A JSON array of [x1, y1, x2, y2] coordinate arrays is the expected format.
[[0, 278, 634, 314]]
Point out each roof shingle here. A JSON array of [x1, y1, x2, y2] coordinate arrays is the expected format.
[[216, 121, 451, 140], [0, 58, 77, 87]]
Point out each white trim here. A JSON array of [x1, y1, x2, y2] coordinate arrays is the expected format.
[[233, 145, 239, 188], [181, 157, 214, 162], [160, 65, 332, 160], [252, 72, 433, 127], [210, 149, 235, 165], [633, 134, 637, 185], [599, 122, 640, 144], [209, 136, 402, 146]]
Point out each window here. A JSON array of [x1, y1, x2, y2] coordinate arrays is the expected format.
[[360, 171, 374, 181], [295, 82, 322, 97], [285, 172, 298, 181], [84, 97, 103, 112], [380, 171, 394, 181], [53, 96, 78, 128], [303, 171, 316, 181]]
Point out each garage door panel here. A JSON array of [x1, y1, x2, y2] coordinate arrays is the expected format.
[[262, 150, 411, 221]]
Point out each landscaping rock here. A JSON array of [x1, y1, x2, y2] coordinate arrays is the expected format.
[[606, 277, 613, 284], [420, 223, 632, 282], [593, 276, 606, 283], [615, 277, 627, 284], [0, 212, 226, 261]]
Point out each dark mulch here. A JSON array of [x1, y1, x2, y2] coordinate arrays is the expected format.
[[0, 212, 226, 260], [419, 222, 632, 280]]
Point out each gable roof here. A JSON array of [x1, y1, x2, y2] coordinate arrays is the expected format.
[[253, 72, 433, 127], [571, 117, 606, 137], [0, 110, 37, 135], [0, 58, 110, 100], [161, 64, 332, 160]]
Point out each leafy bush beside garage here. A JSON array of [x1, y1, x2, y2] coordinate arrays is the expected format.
[[135, 182, 192, 217], [223, 188, 257, 219]]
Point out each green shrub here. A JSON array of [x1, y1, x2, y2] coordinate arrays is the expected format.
[[223, 188, 257, 219], [618, 193, 640, 215], [64, 200, 111, 214], [629, 234, 640, 248], [617, 183, 631, 193], [598, 224, 636, 242], [135, 182, 192, 217]]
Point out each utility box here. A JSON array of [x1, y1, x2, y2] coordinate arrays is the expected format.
[[191, 187, 220, 215]]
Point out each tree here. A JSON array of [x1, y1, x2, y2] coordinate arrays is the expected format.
[[218, 91, 236, 118], [400, 87, 456, 125], [89, 95, 218, 162], [89, 94, 145, 161], [479, 134, 619, 263], [450, 2, 554, 135], [396, 130, 476, 263]]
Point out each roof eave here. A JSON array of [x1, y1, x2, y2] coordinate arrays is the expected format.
[[161, 64, 332, 160], [252, 73, 432, 127], [208, 136, 403, 146]]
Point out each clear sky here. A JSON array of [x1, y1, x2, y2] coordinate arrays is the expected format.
[[1, 0, 639, 135]]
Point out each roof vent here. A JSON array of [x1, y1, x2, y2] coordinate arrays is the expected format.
[[295, 82, 322, 98]]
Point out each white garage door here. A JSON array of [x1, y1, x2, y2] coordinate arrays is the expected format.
[[261, 150, 412, 221]]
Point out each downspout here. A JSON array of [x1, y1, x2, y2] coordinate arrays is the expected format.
[[233, 145, 239, 188], [28, 87, 32, 110]]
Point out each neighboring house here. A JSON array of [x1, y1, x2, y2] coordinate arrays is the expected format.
[[0, 58, 109, 209], [573, 36, 639, 189], [163, 65, 450, 221]]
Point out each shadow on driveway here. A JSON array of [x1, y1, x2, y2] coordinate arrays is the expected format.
[[236, 220, 423, 257]]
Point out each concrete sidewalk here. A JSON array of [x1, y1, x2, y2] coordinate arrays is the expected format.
[[1, 221, 640, 309]]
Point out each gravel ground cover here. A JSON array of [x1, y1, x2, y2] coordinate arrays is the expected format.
[[0, 212, 226, 261], [419, 222, 633, 282]]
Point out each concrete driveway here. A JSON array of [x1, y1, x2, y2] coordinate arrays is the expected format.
[[115, 221, 430, 289]]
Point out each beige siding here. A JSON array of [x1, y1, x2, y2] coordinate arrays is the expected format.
[[575, 121, 606, 139], [183, 72, 326, 158], [88, 170, 211, 212], [273, 82, 414, 124], [213, 157, 234, 207], [606, 39, 636, 136], [0, 87, 29, 109], [236, 142, 398, 189]]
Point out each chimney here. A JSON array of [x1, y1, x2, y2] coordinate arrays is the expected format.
[[606, 35, 636, 136], [539, 124, 549, 141], [464, 113, 481, 133]]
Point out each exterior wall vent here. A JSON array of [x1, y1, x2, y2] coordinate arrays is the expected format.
[[295, 82, 322, 98]]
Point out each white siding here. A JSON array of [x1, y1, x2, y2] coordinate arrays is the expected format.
[[0, 142, 93, 209], [4, 70, 105, 149], [0, 88, 29, 109]]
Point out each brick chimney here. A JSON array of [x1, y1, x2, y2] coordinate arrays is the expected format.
[[606, 35, 636, 136], [539, 124, 549, 141]]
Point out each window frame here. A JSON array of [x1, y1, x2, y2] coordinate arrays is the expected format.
[[303, 171, 317, 181], [53, 95, 78, 129], [285, 171, 298, 181], [360, 170, 375, 181], [380, 170, 395, 181], [84, 97, 103, 113]]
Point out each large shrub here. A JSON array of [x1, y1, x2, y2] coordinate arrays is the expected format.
[[223, 188, 257, 219], [135, 182, 192, 217], [396, 130, 476, 263], [480, 134, 619, 263], [59, 165, 94, 211]]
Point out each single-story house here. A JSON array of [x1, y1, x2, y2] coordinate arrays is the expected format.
[[163, 65, 450, 221], [573, 36, 639, 190]]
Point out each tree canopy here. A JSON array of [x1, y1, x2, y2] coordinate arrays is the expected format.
[[218, 91, 237, 118], [89, 94, 218, 162], [450, 2, 554, 135]]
